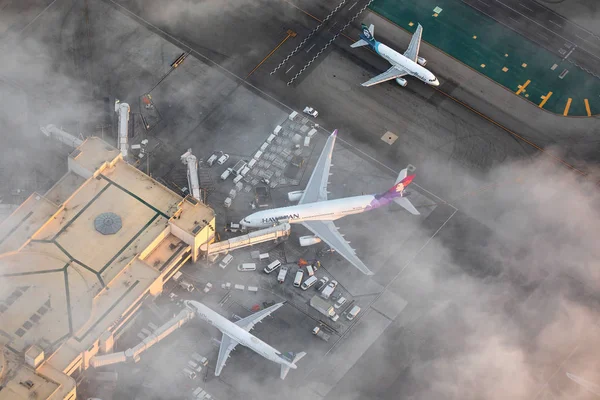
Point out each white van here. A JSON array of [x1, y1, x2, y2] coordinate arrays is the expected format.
[[306, 264, 315, 277], [233, 174, 244, 184], [219, 254, 233, 269], [264, 260, 281, 274], [277, 267, 288, 283], [258, 253, 269, 261], [206, 153, 219, 166], [293, 270, 304, 287], [220, 168, 232, 180], [301, 275, 318, 290], [237, 263, 256, 272], [347, 305, 361, 321]]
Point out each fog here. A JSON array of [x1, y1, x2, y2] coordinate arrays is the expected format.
[[1, 1, 599, 400]]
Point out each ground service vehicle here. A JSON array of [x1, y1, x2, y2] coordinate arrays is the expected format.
[[219, 254, 233, 269], [316, 276, 329, 291], [347, 305, 361, 320], [225, 222, 241, 232], [220, 168, 232, 180], [293, 270, 304, 287], [310, 295, 335, 317], [303, 106, 318, 117], [301, 276, 318, 290], [321, 280, 338, 299], [217, 154, 230, 165], [306, 264, 315, 277], [312, 326, 331, 342], [237, 263, 256, 272], [334, 296, 347, 309], [264, 260, 282, 274], [277, 267, 289, 283], [206, 153, 219, 166]]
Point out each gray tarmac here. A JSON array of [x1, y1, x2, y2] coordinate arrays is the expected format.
[[1, 1, 600, 400]]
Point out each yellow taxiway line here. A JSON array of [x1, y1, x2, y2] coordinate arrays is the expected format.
[[515, 79, 530, 95], [247, 30, 296, 78], [584, 99, 592, 116], [538, 91, 553, 108], [563, 98, 572, 116]]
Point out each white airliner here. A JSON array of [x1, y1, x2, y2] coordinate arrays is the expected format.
[[184, 300, 306, 379], [350, 23, 439, 88], [240, 130, 420, 275]]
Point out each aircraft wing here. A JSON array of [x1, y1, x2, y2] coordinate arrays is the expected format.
[[234, 302, 284, 332], [403, 23, 423, 62], [299, 130, 338, 204], [302, 220, 374, 275], [215, 333, 239, 376], [361, 66, 409, 87]]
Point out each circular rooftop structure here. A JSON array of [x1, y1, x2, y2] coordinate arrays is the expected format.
[[94, 212, 122, 235]]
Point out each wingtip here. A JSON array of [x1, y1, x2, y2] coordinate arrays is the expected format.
[[332, 129, 338, 137]]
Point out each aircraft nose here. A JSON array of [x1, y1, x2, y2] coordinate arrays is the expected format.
[[433, 79, 440, 86]]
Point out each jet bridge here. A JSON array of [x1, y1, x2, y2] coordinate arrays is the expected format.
[[201, 223, 291, 255], [40, 124, 83, 148], [115, 100, 130, 158], [180, 148, 201, 202], [89, 308, 195, 368]]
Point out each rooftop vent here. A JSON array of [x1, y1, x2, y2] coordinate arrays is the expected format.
[[95, 212, 122, 235]]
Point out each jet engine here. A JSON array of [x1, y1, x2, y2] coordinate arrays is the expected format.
[[395, 77, 407, 87], [299, 235, 322, 247], [417, 57, 427, 67], [287, 190, 304, 202]]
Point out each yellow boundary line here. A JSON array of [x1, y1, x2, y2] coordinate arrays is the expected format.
[[515, 80, 530, 95], [539, 91, 553, 108], [584, 99, 592, 116], [247, 32, 295, 78], [563, 98, 572, 116]]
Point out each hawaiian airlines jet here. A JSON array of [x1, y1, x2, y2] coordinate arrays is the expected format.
[[350, 23, 439, 88], [240, 130, 420, 275], [184, 300, 306, 379]]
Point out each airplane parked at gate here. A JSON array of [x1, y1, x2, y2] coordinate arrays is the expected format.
[[184, 300, 306, 379], [350, 23, 439, 88], [240, 130, 420, 276]]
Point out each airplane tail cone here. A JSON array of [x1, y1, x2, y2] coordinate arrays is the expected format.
[[280, 351, 307, 380]]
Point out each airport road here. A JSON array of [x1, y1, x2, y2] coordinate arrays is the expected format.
[[462, 0, 600, 79]]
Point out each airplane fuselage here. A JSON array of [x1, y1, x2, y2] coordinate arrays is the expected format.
[[242, 193, 395, 229], [374, 42, 438, 86], [185, 301, 295, 369]]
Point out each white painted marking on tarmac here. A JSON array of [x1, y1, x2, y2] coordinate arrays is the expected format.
[[549, 19, 562, 28], [348, 1, 358, 10], [509, 17, 519, 24], [306, 43, 315, 53], [17, 0, 58, 34], [285, 65, 295, 74], [518, 2, 533, 12]]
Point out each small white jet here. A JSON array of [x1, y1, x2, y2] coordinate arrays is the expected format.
[[350, 23, 439, 88], [184, 300, 306, 379], [240, 130, 420, 275]]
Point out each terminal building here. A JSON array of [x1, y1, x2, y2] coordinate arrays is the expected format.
[[0, 137, 215, 399]]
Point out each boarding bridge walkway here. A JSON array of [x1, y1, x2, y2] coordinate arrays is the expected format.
[[201, 223, 291, 256]]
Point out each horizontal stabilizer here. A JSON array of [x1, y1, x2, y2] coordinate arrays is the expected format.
[[350, 39, 369, 48], [280, 351, 307, 380], [393, 197, 420, 215]]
